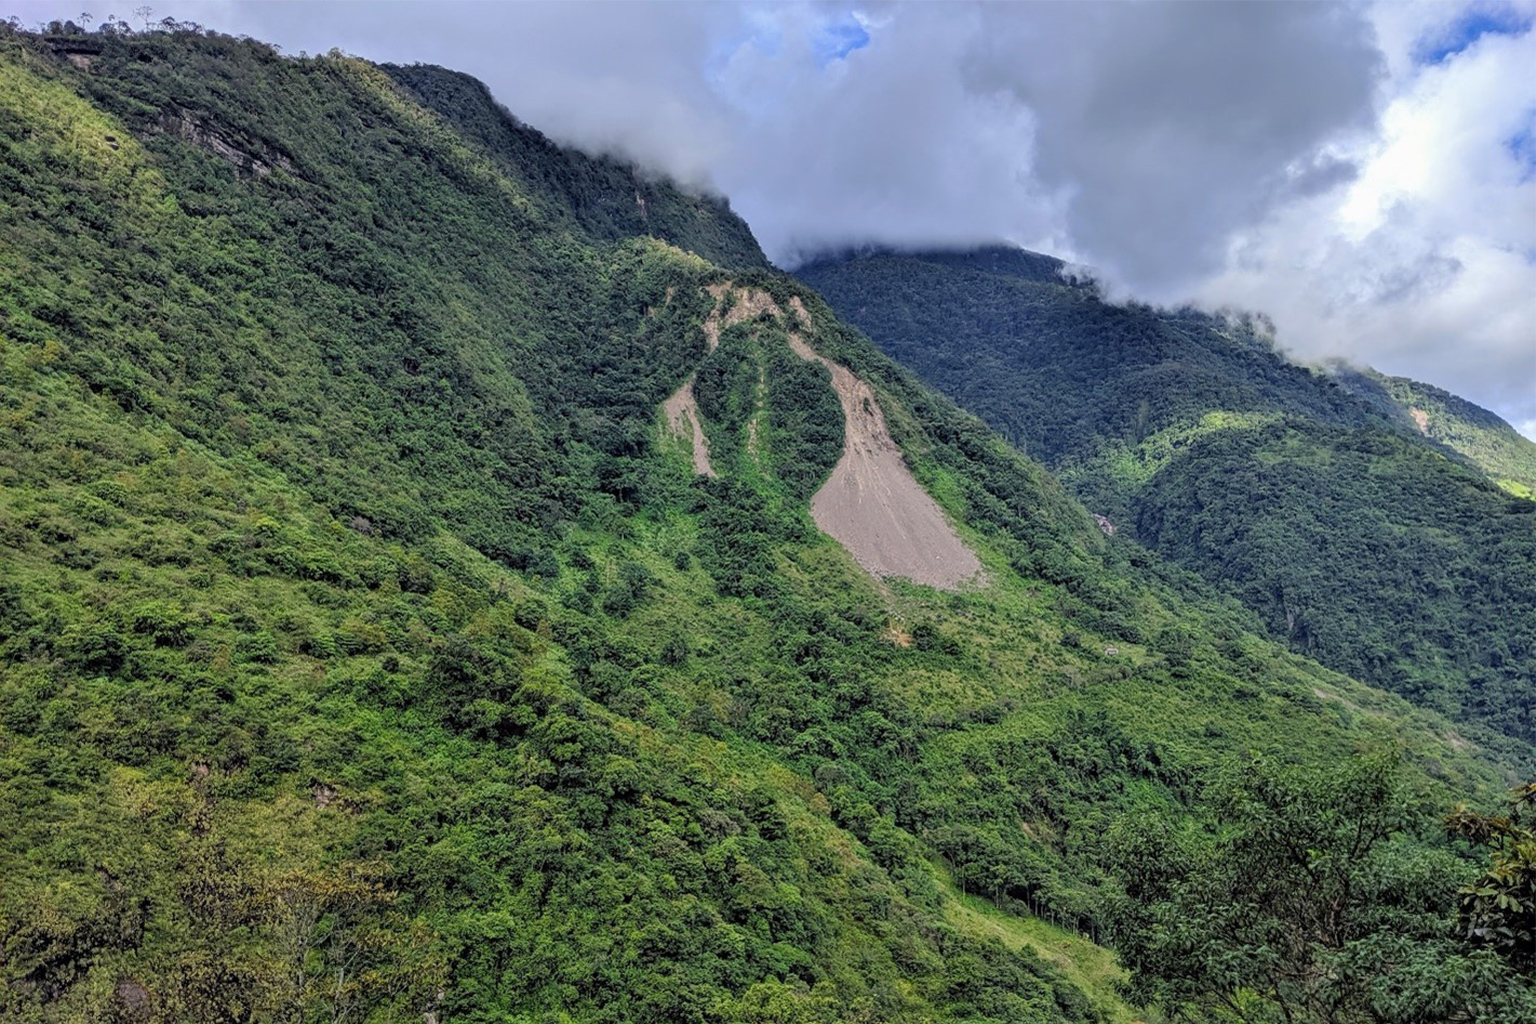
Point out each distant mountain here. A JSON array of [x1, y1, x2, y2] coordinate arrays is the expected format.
[[1325, 362, 1536, 499], [798, 246, 1536, 744], [3, 24, 1532, 1024]]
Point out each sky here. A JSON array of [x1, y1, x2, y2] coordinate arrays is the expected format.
[[12, 0, 1536, 436]]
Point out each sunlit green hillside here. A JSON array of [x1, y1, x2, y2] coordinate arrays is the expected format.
[[3, 25, 1532, 1024], [798, 247, 1536, 746]]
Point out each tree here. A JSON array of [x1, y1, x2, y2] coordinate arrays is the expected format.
[[1446, 781, 1536, 971], [1108, 752, 1534, 1024], [256, 863, 443, 1024]]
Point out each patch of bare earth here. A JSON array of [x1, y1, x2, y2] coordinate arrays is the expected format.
[[722, 287, 781, 327], [687, 288, 981, 587], [788, 296, 813, 329], [662, 378, 715, 477], [702, 283, 781, 351], [787, 333, 983, 590]]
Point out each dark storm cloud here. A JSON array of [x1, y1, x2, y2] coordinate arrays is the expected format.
[[960, 2, 1383, 295]]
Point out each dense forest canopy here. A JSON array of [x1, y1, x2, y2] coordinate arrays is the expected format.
[[797, 248, 1536, 746], [2, 21, 1533, 1024]]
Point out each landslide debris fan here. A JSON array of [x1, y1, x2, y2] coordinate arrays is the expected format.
[[2, 23, 1532, 1024], [798, 247, 1536, 746]]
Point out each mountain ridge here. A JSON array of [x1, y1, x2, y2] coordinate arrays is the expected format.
[[3, 22, 1533, 1024], [798, 243, 1536, 485], [796, 247, 1536, 745]]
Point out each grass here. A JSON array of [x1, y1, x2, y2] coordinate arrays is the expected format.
[[932, 864, 1155, 1024]]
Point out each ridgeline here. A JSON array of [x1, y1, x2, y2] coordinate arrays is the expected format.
[[2, 23, 1533, 1024]]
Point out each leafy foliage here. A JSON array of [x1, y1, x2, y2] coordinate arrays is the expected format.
[[798, 248, 1536, 745], [1447, 782, 1536, 970], [1134, 419, 1536, 741], [0, 24, 1528, 1024], [1108, 753, 1536, 1024]]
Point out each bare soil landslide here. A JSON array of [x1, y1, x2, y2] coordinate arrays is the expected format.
[[663, 284, 780, 477], [788, 334, 983, 590], [663, 377, 715, 477], [703, 283, 780, 351]]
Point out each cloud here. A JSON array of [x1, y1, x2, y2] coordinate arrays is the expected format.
[[961, 3, 1383, 297], [705, 4, 1070, 263], [1199, 2, 1536, 428], [9, 0, 1536, 432]]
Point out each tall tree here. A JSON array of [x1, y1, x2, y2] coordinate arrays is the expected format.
[[1446, 781, 1536, 972], [1109, 753, 1535, 1023]]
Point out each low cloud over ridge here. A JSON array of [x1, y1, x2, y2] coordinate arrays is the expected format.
[[14, 0, 1536, 432]]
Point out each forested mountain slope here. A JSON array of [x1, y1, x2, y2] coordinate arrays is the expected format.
[[2, 25, 1533, 1024], [1326, 362, 1536, 499], [797, 248, 1536, 745], [381, 64, 768, 274]]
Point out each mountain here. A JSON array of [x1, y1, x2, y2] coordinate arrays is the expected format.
[[797, 247, 1536, 746], [1325, 363, 1536, 499], [2, 24, 1532, 1024]]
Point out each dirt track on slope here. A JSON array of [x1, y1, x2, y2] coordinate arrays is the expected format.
[[788, 332, 983, 590], [662, 377, 715, 477]]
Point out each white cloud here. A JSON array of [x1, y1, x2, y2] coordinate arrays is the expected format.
[[9, 0, 1535, 432], [1200, 2, 1536, 430]]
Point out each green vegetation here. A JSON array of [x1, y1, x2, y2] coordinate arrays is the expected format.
[[1328, 364, 1536, 499], [762, 334, 845, 500], [797, 248, 1536, 746], [2, 23, 1532, 1024], [1447, 781, 1536, 971], [1134, 419, 1536, 741], [382, 63, 768, 273], [935, 869, 1141, 1024], [1109, 753, 1536, 1024], [799, 248, 1370, 470]]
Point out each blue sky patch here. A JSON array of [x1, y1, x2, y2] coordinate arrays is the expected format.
[[1414, 5, 1533, 65], [1507, 116, 1536, 181], [813, 16, 871, 66]]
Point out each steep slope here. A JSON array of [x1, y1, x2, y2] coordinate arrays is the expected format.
[[1327, 362, 1536, 499], [662, 378, 715, 477], [798, 247, 1536, 745], [382, 63, 768, 272], [683, 286, 982, 588], [2, 25, 1532, 1024], [798, 247, 1372, 466], [787, 315, 982, 589]]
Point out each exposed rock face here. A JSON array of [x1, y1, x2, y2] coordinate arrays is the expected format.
[[161, 109, 294, 178]]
